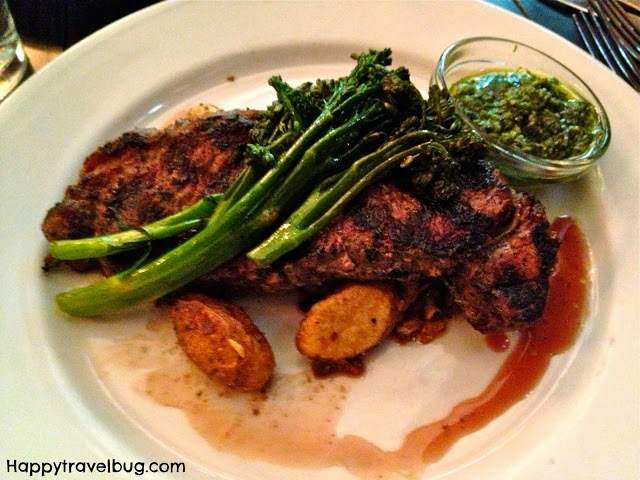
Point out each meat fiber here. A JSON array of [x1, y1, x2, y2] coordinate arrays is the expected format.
[[41, 109, 559, 333]]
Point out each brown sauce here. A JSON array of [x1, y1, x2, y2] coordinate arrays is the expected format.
[[485, 332, 510, 352], [407, 216, 589, 466], [94, 216, 589, 479]]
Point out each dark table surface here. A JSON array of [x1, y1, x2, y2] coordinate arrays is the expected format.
[[486, 0, 586, 46]]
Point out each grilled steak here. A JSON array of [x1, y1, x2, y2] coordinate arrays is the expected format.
[[41, 109, 559, 333], [449, 192, 558, 332], [42, 108, 257, 242]]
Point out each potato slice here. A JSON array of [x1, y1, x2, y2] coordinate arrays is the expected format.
[[296, 283, 399, 361], [169, 293, 275, 392]]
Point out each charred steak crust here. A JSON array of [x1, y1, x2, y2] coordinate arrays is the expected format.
[[41, 109, 258, 243], [449, 192, 559, 333], [284, 167, 516, 287], [41, 109, 559, 333]]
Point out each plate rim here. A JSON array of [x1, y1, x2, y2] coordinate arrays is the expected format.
[[0, 1, 638, 479]]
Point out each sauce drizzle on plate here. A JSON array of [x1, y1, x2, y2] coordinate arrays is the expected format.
[[409, 216, 589, 466]]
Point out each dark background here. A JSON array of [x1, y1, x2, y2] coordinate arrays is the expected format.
[[7, 0, 162, 48], [7, 0, 585, 50]]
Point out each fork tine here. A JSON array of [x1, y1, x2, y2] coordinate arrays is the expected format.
[[590, 0, 640, 61], [573, 12, 640, 90], [599, 0, 640, 37], [574, 12, 619, 69], [589, 11, 640, 79]]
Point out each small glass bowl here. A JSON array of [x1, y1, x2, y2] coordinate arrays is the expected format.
[[431, 37, 611, 186]]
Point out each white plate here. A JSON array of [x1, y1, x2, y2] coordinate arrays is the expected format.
[[1, 1, 638, 479]]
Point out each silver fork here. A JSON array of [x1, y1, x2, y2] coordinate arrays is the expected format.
[[573, 0, 640, 90], [591, 0, 640, 60]]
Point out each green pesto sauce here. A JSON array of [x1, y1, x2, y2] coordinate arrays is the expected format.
[[450, 69, 602, 160]]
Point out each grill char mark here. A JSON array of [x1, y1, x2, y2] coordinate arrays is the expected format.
[[42, 109, 257, 243]]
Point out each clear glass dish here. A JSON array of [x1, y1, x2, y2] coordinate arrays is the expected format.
[[431, 37, 611, 186]]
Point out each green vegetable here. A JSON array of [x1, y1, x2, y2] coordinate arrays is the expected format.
[[247, 131, 440, 267], [49, 193, 221, 260], [54, 49, 435, 317]]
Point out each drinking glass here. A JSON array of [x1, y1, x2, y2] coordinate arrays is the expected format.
[[0, 0, 29, 101]]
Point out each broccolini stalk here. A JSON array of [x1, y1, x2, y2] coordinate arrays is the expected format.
[[55, 212, 256, 316], [247, 132, 443, 266], [208, 161, 267, 224], [219, 48, 393, 214], [49, 193, 221, 260], [248, 86, 468, 266], [212, 49, 399, 224]]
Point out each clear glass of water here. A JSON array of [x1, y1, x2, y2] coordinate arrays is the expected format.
[[0, 0, 29, 101]]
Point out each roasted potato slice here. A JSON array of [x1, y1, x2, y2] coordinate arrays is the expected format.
[[296, 283, 400, 361], [169, 293, 275, 392]]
